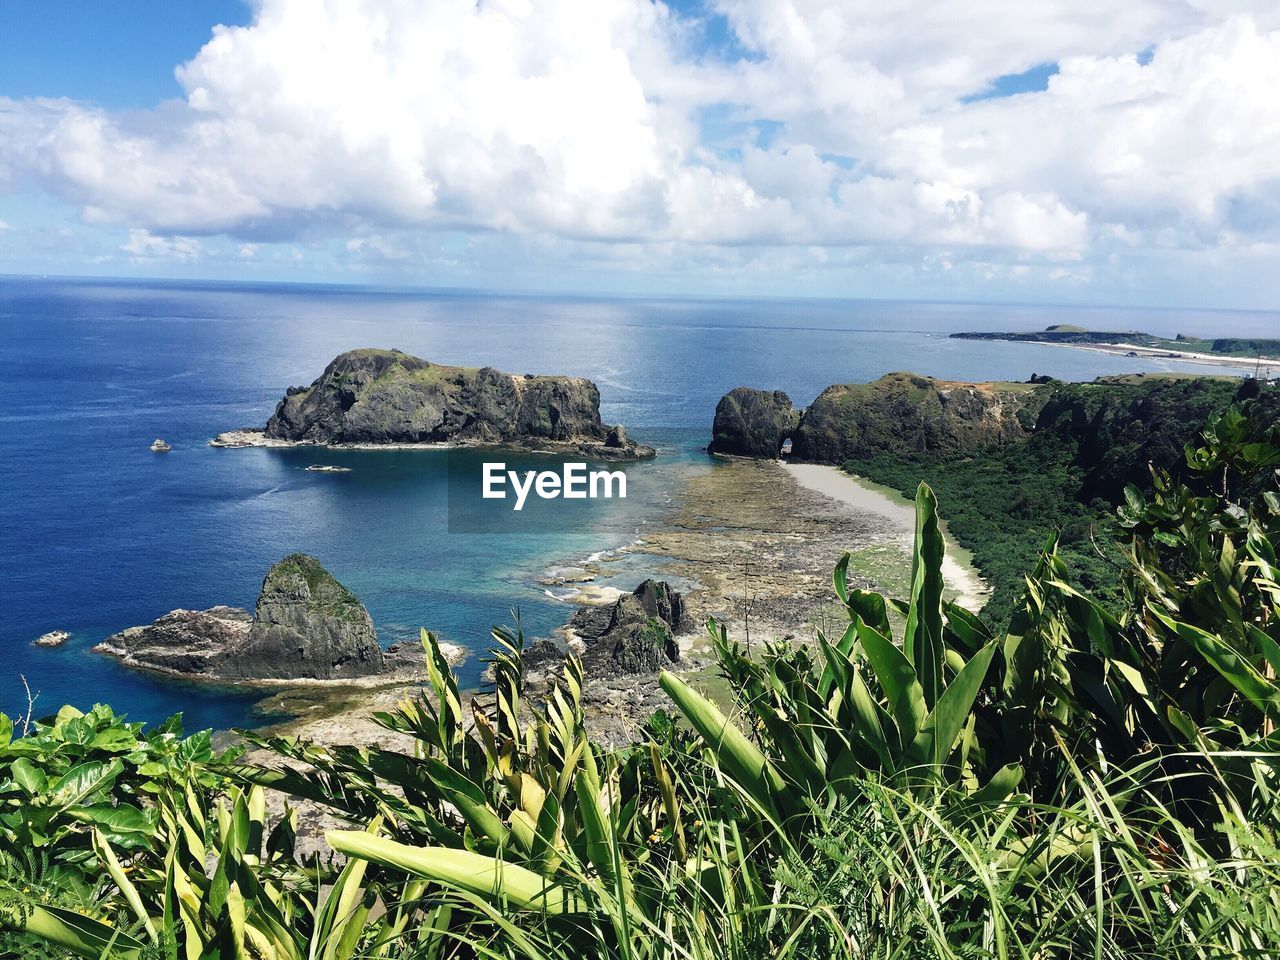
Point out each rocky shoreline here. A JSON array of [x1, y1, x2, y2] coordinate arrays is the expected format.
[[209, 427, 652, 461], [259, 452, 988, 750]]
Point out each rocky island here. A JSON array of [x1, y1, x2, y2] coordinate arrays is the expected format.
[[95, 553, 458, 684], [212, 348, 654, 459]]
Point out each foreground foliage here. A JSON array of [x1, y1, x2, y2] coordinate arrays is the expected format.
[[2, 392, 1278, 958]]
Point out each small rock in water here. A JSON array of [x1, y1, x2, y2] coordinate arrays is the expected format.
[[34, 630, 71, 647]]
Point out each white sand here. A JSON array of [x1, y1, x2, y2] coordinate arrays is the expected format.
[[783, 463, 991, 612]]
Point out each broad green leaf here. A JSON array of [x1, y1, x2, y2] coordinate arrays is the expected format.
[[909, 641, 998, 770], [11, 756, 46, 794], [659, 671, 786, 818], [971, 763, 1023, 804], [327, 832, 567, 912], [49, 759, 123, 809]]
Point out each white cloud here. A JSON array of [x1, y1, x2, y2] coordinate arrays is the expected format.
[[0, 0, 1279, 301], [0, 219, 11, 232], [121, 229, 202, 261]]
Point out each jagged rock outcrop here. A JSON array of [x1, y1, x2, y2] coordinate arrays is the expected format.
[[708, 388, 800, 457], [236, 348, 653, 459], [706, 373, 1034, 465], [792, 373, 1031, 462], [567, 579, 688, 677], [96, 554, 392, 682]]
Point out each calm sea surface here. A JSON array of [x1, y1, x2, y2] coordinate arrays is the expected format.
[[2, 278, 1275, 729]]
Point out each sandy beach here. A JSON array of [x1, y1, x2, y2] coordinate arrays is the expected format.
[[783, 463, 990, 611], [1043, 340, 1273, 376]]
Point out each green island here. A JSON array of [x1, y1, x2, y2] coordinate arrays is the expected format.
[[3, 378, 1280, 958], [951, 323, 1280, 360]]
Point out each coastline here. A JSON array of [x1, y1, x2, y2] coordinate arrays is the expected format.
[[238, 454, 991, 750], [209, 428, 656, 458], [782, 463, 990, 611], [1025, 340, 1270, 375]]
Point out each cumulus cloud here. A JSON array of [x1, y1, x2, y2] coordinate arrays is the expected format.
[[1, 0, 1279, 298]]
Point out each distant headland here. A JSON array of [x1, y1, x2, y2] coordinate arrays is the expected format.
[[211, 348, 655, 460], [951, 324, 1280, 372]]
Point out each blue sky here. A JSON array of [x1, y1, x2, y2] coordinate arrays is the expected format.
[[0, 1, 250, 107], [1, 1, 1279, 308]]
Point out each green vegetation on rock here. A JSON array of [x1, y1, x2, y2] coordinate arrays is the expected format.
[[845, 376, 1260, 624]]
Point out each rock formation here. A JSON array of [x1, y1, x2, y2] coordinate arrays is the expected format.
[[792, 373, 1031, 462], [95, 606, 254, 677], [216, 348, 653, 459], [708, 373, 1034, 464], [233, 554, 384, 680], [708, 387, 800, 457], [568, 579, 690, 676], [96, 554, 394, 682]]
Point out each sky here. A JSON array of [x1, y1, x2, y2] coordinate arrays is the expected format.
[[1, 1, 1279, 308]]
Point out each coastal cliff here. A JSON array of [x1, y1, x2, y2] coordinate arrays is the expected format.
[[216, 348, 653, 459], [710, 372, 1035, 461], [708, 388, 800, 457]]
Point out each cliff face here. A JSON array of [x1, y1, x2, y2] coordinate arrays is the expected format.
[[235, 554, 384, 680], [96, 554, 387, 682], [708, 388, 800, 457], [707, 373, 1035, 464], [793, 373, 1033, 462], [262, 349, 652, 458]]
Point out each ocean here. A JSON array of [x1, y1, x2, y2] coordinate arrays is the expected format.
[[2, 277, 1275, 730]]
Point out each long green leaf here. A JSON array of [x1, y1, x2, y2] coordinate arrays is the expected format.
[[326, 832, 567, 912], [903, 482, 946, 710], [909, 641, 998, 771], [659, 671, 787, 817]]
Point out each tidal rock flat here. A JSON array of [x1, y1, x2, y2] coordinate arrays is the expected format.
[[213, 348, 654, 460]]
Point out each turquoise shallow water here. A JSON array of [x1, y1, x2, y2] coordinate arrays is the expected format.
[[1, 278, 1274, 729]]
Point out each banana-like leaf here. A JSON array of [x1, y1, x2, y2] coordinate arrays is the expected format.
[[908, 641, 998, 771], [659, 671, 787, 818], [1156, 611, 1280, 719], [903, 483, 946, 710], [970, 762, 1024, 804], [327, 832, 567, 913], [423, 756, 510, 847], [92, 828, 157, 941], [855, 621, 926, 746], [9, 904, 145, 959]]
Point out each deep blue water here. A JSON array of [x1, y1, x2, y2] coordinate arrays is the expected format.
[[2, 278, 1275, 730]]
